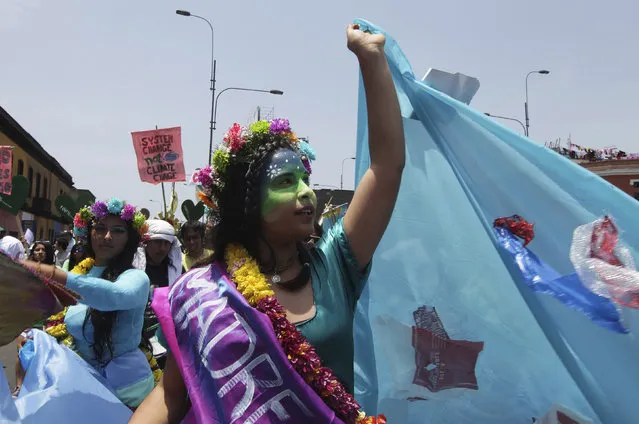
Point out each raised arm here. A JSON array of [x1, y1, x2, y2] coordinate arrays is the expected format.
[[343, 23, 405, 267]]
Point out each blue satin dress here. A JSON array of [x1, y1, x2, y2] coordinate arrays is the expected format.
[[298, 218, 371, 394]]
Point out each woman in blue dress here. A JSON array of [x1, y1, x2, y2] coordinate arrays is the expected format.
[[4, 199, 154, 423]]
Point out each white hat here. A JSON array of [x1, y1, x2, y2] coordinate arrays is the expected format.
[[132, 219, 183, 286], [145, 219, 177, 244]]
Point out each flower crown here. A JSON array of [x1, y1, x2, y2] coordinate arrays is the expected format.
[[192, 118, 316, 213], [73, 198, 148, 238]]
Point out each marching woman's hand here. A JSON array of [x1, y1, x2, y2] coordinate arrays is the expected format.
[[346, 23, 386, 61]]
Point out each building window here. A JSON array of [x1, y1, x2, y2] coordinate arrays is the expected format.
[[43, 178, 48, 200], [28, 167, 33, 197], [17, 160, 24, 176], [35, 173, 41, 198]]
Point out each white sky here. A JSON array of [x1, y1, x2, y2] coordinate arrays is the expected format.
[[1, 0, 637, 217]]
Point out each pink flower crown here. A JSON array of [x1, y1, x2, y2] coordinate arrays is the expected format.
[[73, 198, 148, 238], [192, 118, 316, 212]]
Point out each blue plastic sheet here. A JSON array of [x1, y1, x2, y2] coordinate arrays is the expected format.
[[352, 19, 639, 424], [0, 330, 132, 423]]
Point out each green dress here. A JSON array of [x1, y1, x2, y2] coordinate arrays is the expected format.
[[157, 218, 370, 394], [298, 218, 370, 394]]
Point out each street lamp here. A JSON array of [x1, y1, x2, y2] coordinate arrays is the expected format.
[[212, 87, 284, 142], [484, 113, 526, 134], [340, 157, 356, 190], [175, 10, 217, 164], [524, 69, 550, 136]]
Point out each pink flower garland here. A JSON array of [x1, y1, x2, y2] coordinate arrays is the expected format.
[[256, 295, 386, 424]]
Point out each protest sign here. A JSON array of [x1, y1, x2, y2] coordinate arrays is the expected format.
[[131, 127, 186, 185], [0, 147, 13, 195]]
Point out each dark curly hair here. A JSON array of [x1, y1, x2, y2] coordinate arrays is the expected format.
[[29, 241, 55, 265], [213, 138, 296, 263], [82, 222, 142, 366], [178, 220, 205, 243]]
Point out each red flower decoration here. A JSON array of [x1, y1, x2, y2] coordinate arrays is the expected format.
[[45, 318, 63, 329], [223, 123, 246, 152], [255, 295, 385, 423], [590, 216, 622, 266], [494, 215, 535, 246]]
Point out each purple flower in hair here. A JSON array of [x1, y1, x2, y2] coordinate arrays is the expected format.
[[269, 118, 291, 134], [91, 201, 109, 219], [197, 166, 214, 187], [120, 204, 136, 221], [302, 157, 312, 174]]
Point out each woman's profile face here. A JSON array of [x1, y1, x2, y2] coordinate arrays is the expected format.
[[259, 149, 317, 242]]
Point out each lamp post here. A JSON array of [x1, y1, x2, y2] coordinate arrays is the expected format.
[[175, 10, 217, 164], [524, 69, 550, 136], [212, 87, 284, 135], [340, 157, 356, 190], [484, 113, 527, 134]]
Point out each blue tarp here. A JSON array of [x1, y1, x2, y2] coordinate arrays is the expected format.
[[352, 19, 639, 424], [0, 330, 132, 423]]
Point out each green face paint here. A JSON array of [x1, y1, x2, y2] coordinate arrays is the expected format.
[[260, 149, 317, 221]]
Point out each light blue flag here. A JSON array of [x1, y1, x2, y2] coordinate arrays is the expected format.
[[0, 330, 132, 423], [352, 19, 639, 424]]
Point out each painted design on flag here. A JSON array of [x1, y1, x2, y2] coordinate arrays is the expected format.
[[411, 305, 484, 392]]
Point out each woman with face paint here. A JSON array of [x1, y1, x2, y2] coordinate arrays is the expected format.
[[132, 22, 403, 424]]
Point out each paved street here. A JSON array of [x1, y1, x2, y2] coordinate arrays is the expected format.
[[1, 342, 16, 389]]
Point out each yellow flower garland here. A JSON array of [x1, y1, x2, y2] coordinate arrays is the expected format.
[[225, 244, 274, 306], [44, 308, 74, 347], [72, 257, 96, 275], [43, 257, 162, 384]]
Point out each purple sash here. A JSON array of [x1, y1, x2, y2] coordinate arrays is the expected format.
[[153, 264, 344, 423]]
